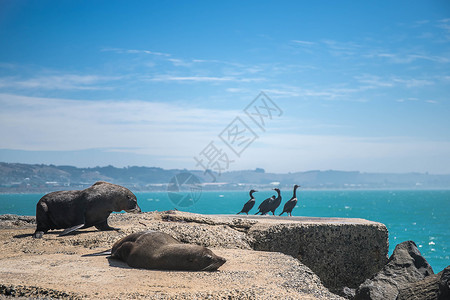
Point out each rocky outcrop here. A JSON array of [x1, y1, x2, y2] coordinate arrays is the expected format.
[[0, 211, 389, 298], [0, 214, 35, 228], [247, 220, 388, 292], [354, 241, 434, 300], [145, 211, 389, 292], [397, 265, 450, 300], [146, 212, 389, 292]]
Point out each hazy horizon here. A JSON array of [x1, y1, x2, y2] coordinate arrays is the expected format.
[[1, 1, 449, 174], [2, 157, 450, 176]]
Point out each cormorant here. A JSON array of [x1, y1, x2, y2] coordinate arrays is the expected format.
[[237, 189, 258, 215], [279, 184, 300, 216], [254, 195, 275, 215], [269, 188, 282, 215]]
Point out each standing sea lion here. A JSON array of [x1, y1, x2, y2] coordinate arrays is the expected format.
[[33, 181, 141, 238], [86, 231, 227, 271]]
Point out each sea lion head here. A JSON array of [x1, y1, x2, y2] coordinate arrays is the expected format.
[[158, 244, 226, 271], [123, 192, 141, 213], [93, 182, 140, 213]]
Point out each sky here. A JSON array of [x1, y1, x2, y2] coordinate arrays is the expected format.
[[0, 0, 449, 174]]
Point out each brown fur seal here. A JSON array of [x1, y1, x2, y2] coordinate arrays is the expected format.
[[33, 181, 141, 238], [87, 231, 226, 271]]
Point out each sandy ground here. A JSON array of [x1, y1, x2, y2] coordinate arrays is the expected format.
[[0, 214, 343, 299]]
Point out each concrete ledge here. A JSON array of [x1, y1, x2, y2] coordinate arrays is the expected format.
[[0, 211, 389, 297], [154, 212, 389, 292], [244, 217, 388, 291]]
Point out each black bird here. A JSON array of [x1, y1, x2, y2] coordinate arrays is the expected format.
[[237, 189, 258, 215], [268, 188, 282, 215], [254, 195, 275, 215], [279, 185, 300, 216]]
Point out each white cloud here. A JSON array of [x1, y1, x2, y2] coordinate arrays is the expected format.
[[264, 84, 368, 101], [291, 40, 316, 46], [366, 51, 450, 64], [0, 93, 239, 158], [168, 58, 193, 67], [1, 93, 448, 173], [356, 75, 394, 88], [392, 78, 434, 88], [0, 74, 122, 90], [263, 89, 300, 97], [226, 88, 249, 93], [356, 74, 435, 89], [147, 75, 264, 83], [320, 39, 362, 57], [396, 97, 421, 103], [102, 48, 171, 57], [149, 75, 235, 82]]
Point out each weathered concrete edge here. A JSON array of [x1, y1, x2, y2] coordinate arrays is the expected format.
[[0, 211, 389, 295], [157, 211, 389, 293]]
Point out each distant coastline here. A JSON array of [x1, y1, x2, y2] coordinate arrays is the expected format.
[[2, 162, 450, 193]]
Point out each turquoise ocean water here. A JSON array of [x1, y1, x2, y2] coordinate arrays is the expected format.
[[1, 189, 449, 272]]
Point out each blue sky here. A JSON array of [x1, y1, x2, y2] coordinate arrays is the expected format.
[[0, 0, 449, 173]]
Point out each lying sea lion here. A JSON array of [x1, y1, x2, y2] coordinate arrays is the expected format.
[[33, 181, 141, 238], [86, 231, 227, 271]]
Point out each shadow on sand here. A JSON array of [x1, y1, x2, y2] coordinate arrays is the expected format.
[[13, 229, 98, 239]]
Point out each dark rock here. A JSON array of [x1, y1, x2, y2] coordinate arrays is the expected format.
[[396, 265, 450, 300], [439, 266, 450, 299], [355, 240, 433, 300], [397, 265, 450, 300]]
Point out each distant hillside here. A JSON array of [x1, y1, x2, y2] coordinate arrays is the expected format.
[[1, 162, 450, 193]]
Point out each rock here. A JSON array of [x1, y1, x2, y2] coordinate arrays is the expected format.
[[397, 265, 450, 300], [439, 266, 450, 299], [342, 287, 356, 299], [355, 240, 434, 300], [0, 229, 344, 299], [0, 214, 35, 229], [0, 211, 389, 298], [246, 218, 388, 293], [138, 212, 389, 293]]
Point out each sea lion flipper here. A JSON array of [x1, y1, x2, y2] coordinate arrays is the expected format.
[[33, 231, 44, 239], [95, 220, 119, 231], [82, 249, 112, 257], [59, 224, 85, 236]]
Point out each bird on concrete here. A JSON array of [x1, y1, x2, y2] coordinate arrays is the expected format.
[[237, 189, 258, 215], [254, 195, 275, 215], [279, 184, 300, 216], [268, 188, 282, 215]]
